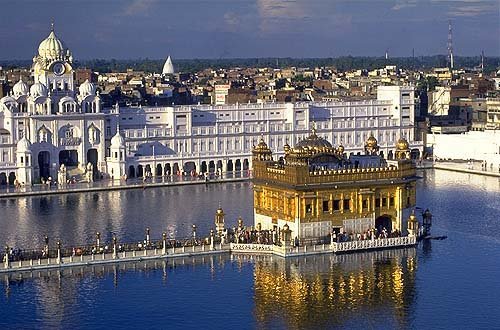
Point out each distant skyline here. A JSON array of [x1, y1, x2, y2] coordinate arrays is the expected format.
[[0, 0, 499, 60]]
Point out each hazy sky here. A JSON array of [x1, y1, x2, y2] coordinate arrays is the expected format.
[[0, 0, 498, 60]]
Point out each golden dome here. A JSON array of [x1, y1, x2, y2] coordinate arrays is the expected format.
[[337, 144, 345, 154], [295, 131, 333, 150], [284, 143, 291, 153], [396, 138, 409, 150], [216, 207, 224, 214], [366, 134, 378, 148], [253, 137, 269, 151]]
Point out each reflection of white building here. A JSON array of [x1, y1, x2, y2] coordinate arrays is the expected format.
[[0, 25, 423, 185], [0, 25, 106, 185]]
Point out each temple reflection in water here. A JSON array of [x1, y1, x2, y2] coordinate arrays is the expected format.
[[248, 248, 417, 329]]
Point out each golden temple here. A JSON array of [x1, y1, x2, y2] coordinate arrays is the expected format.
[[252, 128, 417, 243]]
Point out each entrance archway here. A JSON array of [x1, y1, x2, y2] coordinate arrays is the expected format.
[[200, 161, 207, 173], [173, 163, 180, 175], [8, 172, 16, 185], [235, 159, 242, 171], [59, 150, 78, 167], [38, 151, 51, 180], [375, 215, 392, 233], [227, 160, 234, 172], [137, 165, 144, 177], [164, 163, 171, 175], [183, 162, 196, 174], [87, 149, 98, 179], [0, 173, 6, 185], [208, 161, 215, 173], [243, 159, 249, 170], [156, 164, 163, 176], [145, 164, 152, 176], [128, 165, 136, 178]]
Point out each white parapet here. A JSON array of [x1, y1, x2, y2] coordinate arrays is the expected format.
[[331, 236, 416, 253]]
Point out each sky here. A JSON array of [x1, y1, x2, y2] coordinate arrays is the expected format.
[[0, 0, 498, 60]]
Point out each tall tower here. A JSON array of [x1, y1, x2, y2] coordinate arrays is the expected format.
[[447, 20, 454, 70]]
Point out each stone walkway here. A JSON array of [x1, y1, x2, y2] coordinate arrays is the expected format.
[[419, 160, 500, 178], [0, 173, 250, 199]]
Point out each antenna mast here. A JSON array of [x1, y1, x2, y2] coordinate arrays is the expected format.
[[447, 20, 454, 69]]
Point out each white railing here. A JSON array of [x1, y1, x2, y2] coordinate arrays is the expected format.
[[332, 236, 416, 252], [230, 243, 274, 253]]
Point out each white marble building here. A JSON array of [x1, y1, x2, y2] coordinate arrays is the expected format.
[[0, 25, 106, 185], [105, 85, 422, 179]]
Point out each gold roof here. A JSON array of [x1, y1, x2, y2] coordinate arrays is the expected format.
[[366, 134, 378, 148], [396, 138, 410, 150]]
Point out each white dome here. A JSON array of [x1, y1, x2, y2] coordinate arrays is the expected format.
[[16, 136, 32, 153], [38, 28, 67, 61], [111, 130, 125, 147], [79, 79, 96, 97], [162, 56, 174, 75], [30, 83, 48, 98], [13, 79, 29, 97]]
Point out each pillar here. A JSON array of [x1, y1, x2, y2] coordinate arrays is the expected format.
[[146, 227, 150, 246]]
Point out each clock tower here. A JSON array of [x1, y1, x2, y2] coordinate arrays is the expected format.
[[32, 23, 74, 99]]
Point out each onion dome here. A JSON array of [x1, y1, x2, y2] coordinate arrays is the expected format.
[[79, 79, 96, 97], [111, 130, 125, 147], [38, 26, 67, 61], [30, 83, 48, 98], [396, 137, 410, 150], [284, 143, 291, 153], [13, 79, 29, 97], [216, 206, 224, 215], [366, 134, 378, 148], [337, 144, 345, 154], [16, 136, 32, 153], [254, 137, 270, 152], [294, 130, 332, 150], [252, 136, 273, 161]]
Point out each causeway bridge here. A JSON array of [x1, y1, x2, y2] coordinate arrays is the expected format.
[[1, 232, 416, 274]]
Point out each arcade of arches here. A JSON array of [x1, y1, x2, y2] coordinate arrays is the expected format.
[[126, 158, 250, 178]]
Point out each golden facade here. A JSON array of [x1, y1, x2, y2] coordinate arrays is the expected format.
[[252, 130, 417, 240]]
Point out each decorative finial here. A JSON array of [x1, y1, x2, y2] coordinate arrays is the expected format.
[[50, 19, 54, 32], [311, 121, 317, 135]]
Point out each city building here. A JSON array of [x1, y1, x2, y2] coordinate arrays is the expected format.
[[251, 130, 417, 241]]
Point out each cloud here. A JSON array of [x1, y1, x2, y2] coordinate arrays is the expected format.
[[121, 0, 157, 17], [224, 12, 240, 26], [447, 3, 498, 17], [391, 0, 418, 11]]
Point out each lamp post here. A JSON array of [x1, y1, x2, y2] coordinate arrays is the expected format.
[[4, 245, 9, 269], [162, 232, 167, 254], [56, 240, 61, 264], [44, 235, 49, 256], [146, 227, 151, 246], [96, 232, 101, 250], [112, 235, 118, 259]]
